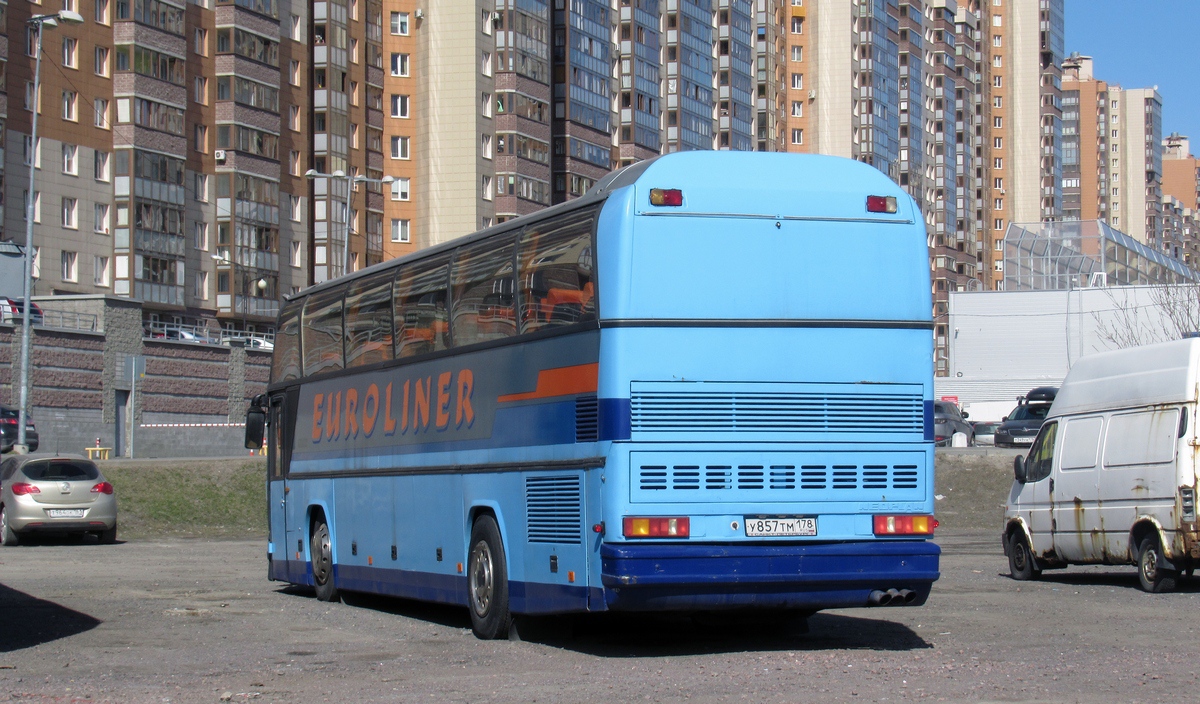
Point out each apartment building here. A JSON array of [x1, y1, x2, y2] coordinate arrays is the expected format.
[[1061, 54, 1163, 246], [1163, 132, 1199, 211], [982, 0, 1063, 289]]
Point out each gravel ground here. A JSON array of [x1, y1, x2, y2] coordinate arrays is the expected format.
[[2, 451, 1196, 703]]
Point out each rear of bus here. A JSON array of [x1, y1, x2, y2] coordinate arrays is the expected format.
[[592, 152, 939, 611]]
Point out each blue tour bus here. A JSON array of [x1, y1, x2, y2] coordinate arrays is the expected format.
[[246, 151, 940, 639]]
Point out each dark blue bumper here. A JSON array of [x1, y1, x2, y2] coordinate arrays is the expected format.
[[600, 539, 940, 611]]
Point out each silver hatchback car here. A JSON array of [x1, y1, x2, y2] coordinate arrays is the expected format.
[[0, 454, 118, 546]]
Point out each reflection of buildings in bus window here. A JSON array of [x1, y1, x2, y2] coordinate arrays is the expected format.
[[396, 261, 451, 357]]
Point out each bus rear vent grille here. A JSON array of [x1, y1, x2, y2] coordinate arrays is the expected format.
[[630, 392, 923, 434], [637, 464, 920, 491], [526, 475, 582, 544], [575, 395, 599, 442]]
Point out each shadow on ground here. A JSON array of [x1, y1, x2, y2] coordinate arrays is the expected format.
[[0, 583, 102, 652]]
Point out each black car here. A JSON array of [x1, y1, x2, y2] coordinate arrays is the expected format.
[[994, 386, 1057, 448], [0, 406, 39, 452], [933, 401, 973, 446]]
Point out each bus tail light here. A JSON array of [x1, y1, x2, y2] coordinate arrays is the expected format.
[[866, 195, 898, 213], [623, 516, 690, 538], [649, 188, 683, 206], [873, 515, 937, 536], [10, 482, 39, 495]]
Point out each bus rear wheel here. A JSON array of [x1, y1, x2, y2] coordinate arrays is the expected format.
[[468, 515, 512, 640], [311, 518, 340, 602]]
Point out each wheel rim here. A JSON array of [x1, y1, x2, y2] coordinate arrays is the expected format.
[[470, 539, 494, 617], [1013, 539, 1028, 571], [0, 507, 7, 543], [313, 526, 332, 585], [1142, 545, 1159, 584]]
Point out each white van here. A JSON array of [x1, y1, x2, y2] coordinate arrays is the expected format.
[[1003, 338, 1200, 592]]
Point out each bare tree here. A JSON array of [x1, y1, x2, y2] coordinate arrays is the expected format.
[[1092, 284, 1200, 350]]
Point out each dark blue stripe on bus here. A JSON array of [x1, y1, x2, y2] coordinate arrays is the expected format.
[[599, 540, 940, 610], [923, 400, 935, 442], [277, 560, 601, 614], [599, 397, 631, 441]]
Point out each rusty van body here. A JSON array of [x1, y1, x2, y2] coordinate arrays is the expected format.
[[1003, 338, 1200, 593]]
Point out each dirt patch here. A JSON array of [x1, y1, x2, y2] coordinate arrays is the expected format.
[[934, 449, 1022, 533]]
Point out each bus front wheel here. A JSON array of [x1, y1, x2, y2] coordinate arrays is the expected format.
[[468, 515, 512, 640], [311, 518, 340, 603]]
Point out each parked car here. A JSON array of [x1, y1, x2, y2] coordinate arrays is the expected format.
[[1004, 339, 1198, 592], [0, 453, 117, 545], [246, 336, 274, 351], [0, 405, 38, 453], [0, 298, 44, 326], [994, 386, 1058, 448], [972, 421, 1000, 446], [933, 401, 973, 446]]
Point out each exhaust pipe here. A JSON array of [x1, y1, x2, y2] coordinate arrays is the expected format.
[[898, 589, 917, 605], [886, 588, 902, 604], [867, 589, 892, 606]]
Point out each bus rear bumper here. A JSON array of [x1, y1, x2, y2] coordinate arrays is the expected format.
[[599, 539, 940, 611]]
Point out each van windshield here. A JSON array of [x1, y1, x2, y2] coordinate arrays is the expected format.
[[1008, 404, 1050, 422]]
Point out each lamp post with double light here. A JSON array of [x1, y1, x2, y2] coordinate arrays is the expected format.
[[15, 9, 84, 453], [304, 169, 393, 279]]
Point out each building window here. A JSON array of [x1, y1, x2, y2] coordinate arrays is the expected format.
[[390, 52, 409, 76], [390, 218, 410, 243], [994, 116, 1002, 128], [194, 173, 207, 201], [61, 251, 78, 282], [289, 105, 300, 131], [62, 144, 78, 175], [994, 137, 1003, 149], [94, 98, 109, 128], [391, 177, 410, 200], [194, 76, 207, 103], [791, 73, 803, 90], [96, 0, 109, 23], [994, 218, 1004, 231], [791, 45, 802, 62], [62, 90, 78, 121], [290, 194, 303, 222], [94, 151, 110, 181], [62, 37, 78, 68], [993, 34, 1001, 47], [481, 175, 492, 201], [791, 101, 803, 117], [992, 75, 1002, 88], [289, 150, 300, 175], [289, 60, 301, 86], [791, 128, 804, 145], [482, 92, 492, 117], [95, 256, 110, 287], [25, 27, 36, 57], [94, 204, 110, 233], [993, 96, 1002, 108], [390, 11, 409, 35], [23, 191, 41, 223], [992, 13, 1001, 26], [23, 136, 41, 168], [290, 16, 301, 41], [481, 51, 492, 77], [194, 124, 208, 152], [390, 94, 409, 118], [390, 135, 409, 159], [994, 177, 1004, 189], [481, 133, 491, 158], [994, 198, 1004, 210], [791, 16, 803, 33], [993, 157, 1003, 169], [95, 46, 110, 76], [993, 55, 1002, 67], [290, 240, 302, 267], [24, 82, 39, 113], [194, 271, 208, 299], [62, 197, 78, 229], [193, 221, 208, 249]]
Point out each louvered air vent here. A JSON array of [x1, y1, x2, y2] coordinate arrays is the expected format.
[[631, 390, 924, 434], [575, 395, 598, 442], [526, 475, 582, 544]]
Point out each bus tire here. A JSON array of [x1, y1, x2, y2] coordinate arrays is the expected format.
[[1007, 532, 1039, 581], [1137, 535, 1177, 593], [311, 518, 340, 603], [468, 515, 512, 640]]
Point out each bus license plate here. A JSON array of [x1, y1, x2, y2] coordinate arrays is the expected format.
[[47, 509, 84, 518], [744, 516, 816, 537]]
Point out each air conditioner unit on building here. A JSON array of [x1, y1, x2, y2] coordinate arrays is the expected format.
[[214, 149, 227, 162], [808, 89, 817, 101]]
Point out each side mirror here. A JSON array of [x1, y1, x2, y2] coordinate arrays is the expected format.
[[245, 408, 266, 450], [962, 411, 970, 419], [1002, 416, 1008, 422], [1013, 455, 1027, 484]]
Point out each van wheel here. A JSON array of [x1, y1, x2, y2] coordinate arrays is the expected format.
[[311, 518, 340, 602], [1007, 532, 1040, 580], [1137, 535, 1177, 593], [468, 515, 512, 640]]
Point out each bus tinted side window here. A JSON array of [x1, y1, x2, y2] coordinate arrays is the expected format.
[[303, 288, 346, 376], [517, 209, 596, 333], [451, 236, 516, 346], [271, 299, 303, 384], [345, 272, 396, 368], [395, 257, 451, 358]]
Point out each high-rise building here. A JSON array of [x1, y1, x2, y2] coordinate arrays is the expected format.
[[1163, 132, 1200, 212], [982, 0, 1063, 289], [553, 0, 616, 197], [1061, 54, 1162, 246], [493, 0, 551, 220]]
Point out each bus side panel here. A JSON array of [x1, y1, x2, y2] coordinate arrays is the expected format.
[[283, 477, 334, 587]]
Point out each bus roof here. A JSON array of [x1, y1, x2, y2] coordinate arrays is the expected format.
[[291, 152, 915, 303]]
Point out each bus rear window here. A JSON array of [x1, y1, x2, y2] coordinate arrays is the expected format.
[[345, 272, 395, 368], [518, 209, 595, 333], [271, 300, 303, 384], [303, 288, 345, 376]]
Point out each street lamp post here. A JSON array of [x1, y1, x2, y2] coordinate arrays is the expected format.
[[15, 10, 84, 453], [212, 252, 267, 333], [304, 169, 393, 279]]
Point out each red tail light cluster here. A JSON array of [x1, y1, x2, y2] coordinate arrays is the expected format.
[[11, 482, 39, 495], [91, 482, 114, 495], [648, 188, 684, 206], [623, 516, 690, 538], [873, 515, 937, 536], [866, 195, 899, 213]]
